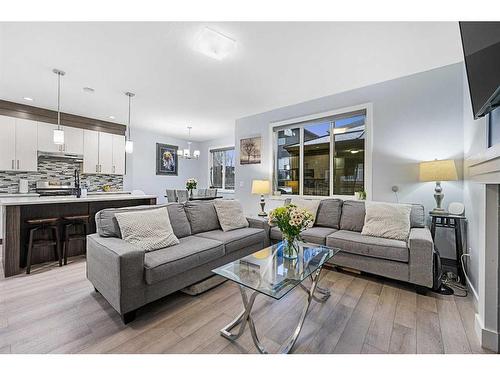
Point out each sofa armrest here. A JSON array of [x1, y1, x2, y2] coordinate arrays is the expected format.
[[86, 234, 146, 314], [247, 216, 271, 246], [408, 227, 434, 288]]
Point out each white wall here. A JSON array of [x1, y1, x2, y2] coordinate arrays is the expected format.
[[235, 63, 465, 259], [123, 129, 202, 204], [462, 64, 488, 296]]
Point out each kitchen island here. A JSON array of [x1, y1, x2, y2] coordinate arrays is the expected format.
[[1, 194, 157, 277]]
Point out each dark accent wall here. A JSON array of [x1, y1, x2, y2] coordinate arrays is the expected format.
[[0, 99, 126, 136]]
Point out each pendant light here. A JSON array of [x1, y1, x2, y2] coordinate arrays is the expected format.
[[125, 92, 135, 154], [177, 126, 200, 159], [52, 69, 66, 145]]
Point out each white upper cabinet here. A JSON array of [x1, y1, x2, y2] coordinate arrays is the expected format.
[[38, 123, 84, 154], [0, 116, 37, 172], [64, 126, 84, 154], [37, 122, 60, 153], [111, 134, 126, 175], [98, 132, 113, 174], [83, 130, 99, 174], [0, 115, 16, 171], [15, 119, 38, 172]]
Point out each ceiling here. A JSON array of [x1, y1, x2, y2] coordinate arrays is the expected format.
[[0, 22, 463, 142]]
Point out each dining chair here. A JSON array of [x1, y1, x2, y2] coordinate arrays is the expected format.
[[176, 190, 189, 203], [165, 189, 177, 202]]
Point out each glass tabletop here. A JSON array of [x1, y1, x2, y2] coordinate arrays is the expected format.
[[212, 242, 339, 300]]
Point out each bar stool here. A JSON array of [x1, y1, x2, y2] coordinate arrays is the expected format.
[[25, 218, 62, 274], [62, 214, 90, 265]]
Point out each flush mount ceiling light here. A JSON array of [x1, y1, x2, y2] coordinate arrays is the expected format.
[[108, 115, 115, 120], [195, 27, 236, 61], [177, 126, 200, 160], [125, 92, 135, 154], [52, 68, 66, 146], [23, 97, 33, 101]]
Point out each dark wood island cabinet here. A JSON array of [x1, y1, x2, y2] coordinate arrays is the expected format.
[[1, 195, 157, 277]]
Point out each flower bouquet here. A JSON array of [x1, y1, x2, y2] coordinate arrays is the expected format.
[[186, 178, 198, 197], [268, 204, 314, 259]]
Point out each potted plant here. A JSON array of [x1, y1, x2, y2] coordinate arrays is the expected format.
[[186, 178, 198, 198], [355, 190, 366, 200], [268, 204, 314, 259]]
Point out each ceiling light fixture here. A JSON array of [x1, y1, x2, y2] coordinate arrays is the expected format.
[[195, 27, 236, 61], [83, 87, 95, 93], [23, 97, 33, 101], [109, 115, 115, 120], [52, 68, 66, 146], [125, 92, 135, 154], [177, 126, 200, 160]]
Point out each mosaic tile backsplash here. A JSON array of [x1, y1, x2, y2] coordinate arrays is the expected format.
[[0, 158, 123, 194]]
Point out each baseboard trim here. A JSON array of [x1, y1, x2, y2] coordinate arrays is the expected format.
[[466, 277, 479, 311], [474, 313, 499, 353]]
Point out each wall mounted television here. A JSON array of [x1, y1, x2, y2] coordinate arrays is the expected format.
[[460, 21, 500, 119]]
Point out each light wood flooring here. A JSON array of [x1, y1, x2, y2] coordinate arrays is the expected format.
[[0, 254, 492, 354]]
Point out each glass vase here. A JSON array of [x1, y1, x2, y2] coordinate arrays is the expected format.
[[282, 235, 299, 260]]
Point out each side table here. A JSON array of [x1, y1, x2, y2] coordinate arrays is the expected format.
[[429, 213, 466, 285]]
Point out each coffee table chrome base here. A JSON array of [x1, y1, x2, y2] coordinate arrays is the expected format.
[[220, 267, 328, 354]]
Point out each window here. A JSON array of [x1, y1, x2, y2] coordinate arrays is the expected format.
[[210, 147, 235, 190], [273, 109, 366, 196]]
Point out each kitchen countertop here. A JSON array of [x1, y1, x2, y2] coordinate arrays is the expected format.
[[0, 194, 157, 206]]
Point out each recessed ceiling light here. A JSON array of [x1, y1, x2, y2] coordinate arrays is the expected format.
[[195, 27, 236, 61], [108, 115, 115, 120], [23, 97, 33, 101], [83, 87, 95, 93]]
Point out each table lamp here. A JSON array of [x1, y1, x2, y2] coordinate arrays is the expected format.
[[251, 179, 271, 216], [419, 159, 458, 213]]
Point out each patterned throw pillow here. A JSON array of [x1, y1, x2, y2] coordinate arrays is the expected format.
[[213, 199, 249, 232], [290, 198, 321, 223], [115, 207, 179, 251], [361, 201, 412, 241]]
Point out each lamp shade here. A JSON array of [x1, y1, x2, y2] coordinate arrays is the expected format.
[[419, 159, 458, 182], [251, 179, 271, 195]]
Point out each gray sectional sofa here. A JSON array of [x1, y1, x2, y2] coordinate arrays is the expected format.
[[86, 201, 267, 323], [87, 198, 434, 324], [269, 199, 434, 289]]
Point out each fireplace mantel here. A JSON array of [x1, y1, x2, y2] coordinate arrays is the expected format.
[[467, 142, 500, 183]]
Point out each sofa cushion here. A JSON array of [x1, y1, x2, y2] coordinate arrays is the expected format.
[[410, 204, 425, 228], [315, 199, 343, 229], [166, 203, 192, 238], [270, 226, 338, 245], [339, 200, 365, 232], [96, 204, 167, 238], [326, 230, 408, 263], [213, 199, 249, 232], [144, 236, 224, 285], [195, 227, 265, 254], [362, 201, 412, 241], [115, 207, 179, 252], [184, 201, 221, 234]]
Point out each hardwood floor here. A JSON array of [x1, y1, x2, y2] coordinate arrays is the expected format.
[[0, 253, 491, 354]]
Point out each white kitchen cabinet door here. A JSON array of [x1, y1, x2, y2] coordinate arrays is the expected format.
[[64, 126, 84, 154], [0, 115, 16, 171], [112, 134, 125, 175], [37, 122, 60, 153], [15, 118, 38, 172], [83, 130, 99, 174], [98, 132, 113, 174]]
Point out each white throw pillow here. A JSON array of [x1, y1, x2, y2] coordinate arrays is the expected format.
[[290, 198, 321, 223], [114, 207, 179, 251], [213, 199, 249, 232], [361, 201, 412, 241]]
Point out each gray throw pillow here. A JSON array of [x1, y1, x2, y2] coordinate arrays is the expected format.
[[184, 201, 221, 234], [114, 207, 179, 252], [339, 200, 366, 232], [315, 199, 343, 228], [213, 199, 249, 232]]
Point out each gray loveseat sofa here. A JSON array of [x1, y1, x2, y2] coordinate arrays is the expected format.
[[269, 199, 434, 289], [86, 201, 267, 323]]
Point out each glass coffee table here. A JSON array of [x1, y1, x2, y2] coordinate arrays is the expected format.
[[212, 241, 339, 354]]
